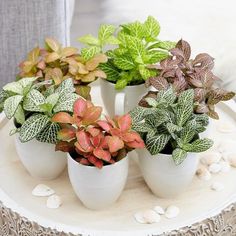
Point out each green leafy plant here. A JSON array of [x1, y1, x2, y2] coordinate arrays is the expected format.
[[52, 98, 145, 168], [130, 87, 213, 165], [79, 16, 176, 90], [0, 78, 79, 143], [144, 39, 235, 119], [18, 38, 107, 99]]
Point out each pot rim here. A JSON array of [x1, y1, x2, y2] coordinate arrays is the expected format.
[[100, 78, 145, 88], [67, 153, 128, 170]]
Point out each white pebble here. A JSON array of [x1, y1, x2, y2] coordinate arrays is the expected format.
[[219, 161, 231, 173], [208, 163, 222, 174], [200, 151, 221, 165], [32, 184, 55, 197], [134, 210, 161, 224], [46, 195, 62, 209], [227, 153, 236, 168], [196, 166, 212, 181], [165, 205, 180, 219], [153, 206, 165, 215], [211, 182, 224, 192]]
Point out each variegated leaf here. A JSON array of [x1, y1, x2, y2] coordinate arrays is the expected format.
[[149, 76, 169, 91], [172, 148, 187, 165], [178, 89, 194, 106], [55, 78, 75, 95], [18, 77, 38, 88], [36, 122, 60, 144], [176, 39, 191, 61], [183, 138, 213, 153], [156, 87, 176, 105], [19, 114, 50, 142], [144, 16, 160, 39], [129, 106, 153, 123], [146, 134, 170, 155], [180, 126, 195, 144], [176, 103, 193, 126], [3, 82, 23, 95], [23, 89, 45, 112], [145, 97, 158, 107], [4, 95, 23, 119], [14, 104, 25, 125], [53, 93, 78, 113], [46, 93, 59, 107]]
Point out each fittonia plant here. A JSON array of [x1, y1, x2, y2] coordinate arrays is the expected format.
[[130, 87, 213, 165], [144, 39, 235, 119], [0, 78, 78, 143], [79, 16, 176, 90]]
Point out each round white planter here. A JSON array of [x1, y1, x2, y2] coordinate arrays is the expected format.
[[67, 154, 129, 210], [138, 149, 199, 198], [15, 136, 67, 180], [100, 79, 147, 116]]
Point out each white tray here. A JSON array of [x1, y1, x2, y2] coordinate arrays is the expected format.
[[0, 85, 236, 236]]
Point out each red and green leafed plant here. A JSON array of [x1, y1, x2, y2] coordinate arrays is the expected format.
[[18, 38, 107, 99], [52, 98, 145, 168], [144, 39, 235, 119]]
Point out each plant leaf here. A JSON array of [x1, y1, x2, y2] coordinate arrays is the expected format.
[[113, 54, 135, 70], [45, 38, 60, 52], [53, 93, 78, 113], [144, 16, 160, 39], [98, 24, 116, 44], [81, 46, 100, 61], [14, 104, 25, 125], [183, 138, 213, 152], [4, 95, 23, 119], [78, 34, 100, 46], [172, 148, 187, 165], [3, 82, 23, 95], [19, 114, 50, 142], [146, 134, 170, 155]]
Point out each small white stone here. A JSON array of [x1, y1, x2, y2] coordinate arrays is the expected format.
[[219, 161, 231, 173], [200, 151, 222, 165], [211, 182, 224, 192], [227, 153, 236, 168], [208, 163, 222, 174], [134, 210, 160, 224], [46, 195, 62, 209], [217, 123, 235, 133], [153, 206, 165, 215], [32, 184, 55, 197], [165, 205, 180, 219], [196, 166, 212, 181]]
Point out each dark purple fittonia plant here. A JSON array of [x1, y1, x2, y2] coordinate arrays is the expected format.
[[143, 39, 235, 119]]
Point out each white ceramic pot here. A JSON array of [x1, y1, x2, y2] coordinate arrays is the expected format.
[[138, 149, 199, 198], [100, 78, 147, 116], [67, 154, 129, 210], [15, 136, 67, 180]]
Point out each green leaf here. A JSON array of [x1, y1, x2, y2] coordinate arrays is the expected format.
[[36, 122, 60, 144], [23, 89, 46, 112], [124, 21, 145, 39], [115, 78, 127, 90], [180, 126, 195, 144], [98, 24, 116, 44], [99, 61, 120, 82], [166, 122, 182, 134], [81, 46, 100, 61], [44, 86, 55, 98], [105, 36, 120, 45], [3, 82, 23, 95], [172, 148, 187, 165], [132, 122, 153, 133], [113, 54, 135, 70], [4, 95, 23, 119], [125, 35, 145, 61], [56, 78, 75, 95], [176, 103, 193, 127], [53, 93, 78, 113], [78, 34, 100, 46], [18, 77, 38, 88], [14, 104, 25, 125], [46, 93, 59, 107], [146, 134, 170, 155], [145, 97, 158, 107], [146, 50, 169, 64], [139, 66, 155, 80], [129, 106, 153, 123], [178, 89, 194, 105], [148, 41, 176, 50], [19, 114, 50, 142], [144, 16, 160, 39], [183, 138, 213, 153], [156, 87, 176, 105]]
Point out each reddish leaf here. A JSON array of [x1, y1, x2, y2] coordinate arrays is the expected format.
[[57, 127, 76, 141], [82, 106, 102, 125], [55, 141, 74, 152], [117, 114, 132, 132], [90, 133, 103, 147], [176, 39, 191, 61], [51, 112, 73, 124], [149, 76, 169, 90], [93, 148, 111, 162], [126, 140, 145, 149], [73, 98, 87, 117], [110, 128, 122, 137], [45, 38, 60, 52], [195, 103, 209, 113], [87, 155, 103, 169], [87, 127, 101, 137], [105, 115, 116, 128], [97, 120, 112, 132], [79, 158, 90, 166], [106, 136, 124, 153], [76, 131, 93, 152]]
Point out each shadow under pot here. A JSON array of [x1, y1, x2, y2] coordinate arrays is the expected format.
[[67, 153, 129, 210], [100, 78, 147, 116], [137, 149, 199, 198], [14, 134, 67, 180]]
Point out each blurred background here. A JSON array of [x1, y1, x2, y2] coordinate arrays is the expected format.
[[1, 0, 236, 91]]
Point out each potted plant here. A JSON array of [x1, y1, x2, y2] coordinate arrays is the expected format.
[[79, 16, 176, 115], [130, 87, 213, 198], [143, 39, 235, 119], [0, 78, 78, 180], [18, 38, 107, 99], [53, 98, 144, 210]]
